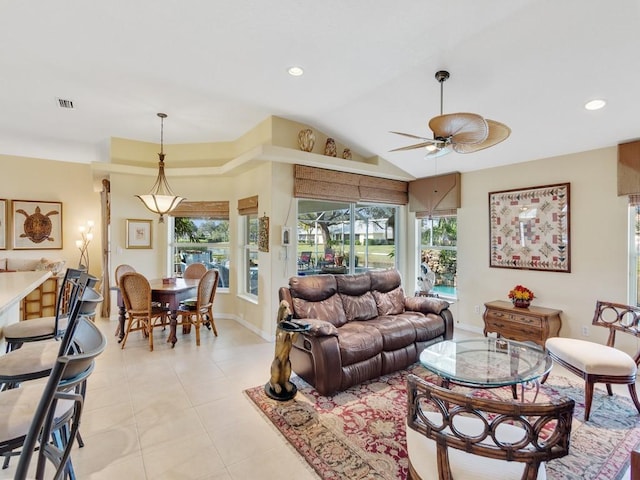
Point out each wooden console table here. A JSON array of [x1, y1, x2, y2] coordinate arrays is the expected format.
[[483, 300, 562, 348]]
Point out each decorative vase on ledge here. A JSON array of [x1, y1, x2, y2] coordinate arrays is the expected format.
[[513, 299, 531, 308], [297, 129, 315, 152]]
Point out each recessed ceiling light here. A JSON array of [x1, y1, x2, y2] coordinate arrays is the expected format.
[[585, 99, 606, 110], [288, 66, 304, 77]]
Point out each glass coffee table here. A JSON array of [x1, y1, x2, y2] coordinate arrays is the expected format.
[[420, 338, 553, 400]]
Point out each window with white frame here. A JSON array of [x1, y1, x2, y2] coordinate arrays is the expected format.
[[243, 213, 259, 297], [296, 200, 398, 275], [419, 216, 457, 298], [171, 216, 230, 288]]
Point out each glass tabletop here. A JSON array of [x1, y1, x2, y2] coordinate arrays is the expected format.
[[419, 338, 552, 388]]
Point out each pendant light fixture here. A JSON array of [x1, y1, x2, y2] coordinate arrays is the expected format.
[[136, 113, 185, 223]]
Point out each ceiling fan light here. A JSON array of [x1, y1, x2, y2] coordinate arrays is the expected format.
[[425, 144, 437, 152]]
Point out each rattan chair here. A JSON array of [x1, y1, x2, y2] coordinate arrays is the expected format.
[[3, 268, 85, 352], [406, 374, 574, 480], [177, 269, 219, 345], [183, 262, 207, 280], [114, 264, 136, 286], [119, 272, 169, 351]]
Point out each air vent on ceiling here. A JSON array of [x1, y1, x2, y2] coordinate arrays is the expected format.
[[56, 98, 75, 109]]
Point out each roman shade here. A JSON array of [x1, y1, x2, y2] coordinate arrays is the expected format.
[[170, 201, 230, 219], [409, 172, 461, 218], [293, 165, 408, 205], [237, 195, 259, 215]]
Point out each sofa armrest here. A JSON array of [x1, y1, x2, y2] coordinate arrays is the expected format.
[[298, 318, 339, 337], [404, 296, 450, 315]]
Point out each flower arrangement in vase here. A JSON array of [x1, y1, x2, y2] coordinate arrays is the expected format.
[[508, 285, 535, 308]]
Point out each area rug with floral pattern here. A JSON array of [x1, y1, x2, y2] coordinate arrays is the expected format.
[[245, 364, 640, 480]]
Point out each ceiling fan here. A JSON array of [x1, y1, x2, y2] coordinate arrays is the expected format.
[[390, 70, 511, 158]]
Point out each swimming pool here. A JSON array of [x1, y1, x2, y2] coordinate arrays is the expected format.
[[431, 285, 457, 297]]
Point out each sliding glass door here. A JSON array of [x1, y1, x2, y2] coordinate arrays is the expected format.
[[297, 199, 397, 275]]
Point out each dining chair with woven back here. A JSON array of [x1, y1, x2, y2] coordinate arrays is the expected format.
[[183, 262, 207, 280], [119, 272, 169, 351], [114, 264, 136, 286], [177, 268, 219, 345]]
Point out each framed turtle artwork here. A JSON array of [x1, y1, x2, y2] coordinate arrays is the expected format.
[[12, 200, 63, 250]]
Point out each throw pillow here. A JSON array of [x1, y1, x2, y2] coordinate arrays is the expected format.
[[373, 286, 405, 316]]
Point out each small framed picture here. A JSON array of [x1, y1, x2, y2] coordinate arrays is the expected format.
[[12, 200, 63, 250], [281, 226, 291, 246], [126, 219, 153, 249]]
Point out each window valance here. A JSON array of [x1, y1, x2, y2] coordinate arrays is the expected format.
[[409, 172, 461, 218], [293, 165, 408, 205], [237, 195, 259, 215], [170, 201, 229, 219]]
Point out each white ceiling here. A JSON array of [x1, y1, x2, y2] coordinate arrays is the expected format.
[[1, 0, 639, 178]]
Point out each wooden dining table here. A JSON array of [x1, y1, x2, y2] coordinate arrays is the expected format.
[[113, 277, 199, 347]]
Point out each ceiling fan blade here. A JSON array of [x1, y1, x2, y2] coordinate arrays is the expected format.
[[389, 131, 432, 141], [389, 141, 439, 152], [429, 112, 488, 145], [453, 119, 511, 153]]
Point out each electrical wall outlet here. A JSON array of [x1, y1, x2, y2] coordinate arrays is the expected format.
[[581, 326, 589, 337], [474, 305, 481, 315]]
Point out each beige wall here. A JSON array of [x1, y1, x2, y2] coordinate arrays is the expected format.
[[457, 146, 632, 351], [0, 155, 102, 277], [2, 145, 634, 352]]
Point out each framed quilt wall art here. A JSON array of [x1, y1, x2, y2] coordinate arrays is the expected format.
[[489, 183, 570, 272]]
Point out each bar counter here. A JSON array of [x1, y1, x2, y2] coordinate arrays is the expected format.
[[0, 271, 52, 335]]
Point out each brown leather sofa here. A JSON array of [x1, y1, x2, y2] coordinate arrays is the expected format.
[[278, 269, 454, 396]]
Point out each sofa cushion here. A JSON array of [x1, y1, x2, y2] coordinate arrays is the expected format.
[[34, 258, 66, 275], [292, 296, 347, 328], [303, 318, 339, 337], [397, 312, 446, 342], [369, 269, 402, 292], [338, 323, 383, 366], [336, 273, 371, 295], [341, 292, 378, 322], [373, 286, 405, 316], [289, 274, 338, 301], [7, 258, 41, 271], [335, 274, 378, 321], [289, 275, 348, 327], [366, 316, 416, 351]]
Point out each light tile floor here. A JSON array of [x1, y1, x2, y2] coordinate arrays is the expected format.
[[0, 317, 634, 479]]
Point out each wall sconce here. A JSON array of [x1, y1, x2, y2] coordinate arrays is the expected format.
[[76, 220, 94, 271]]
